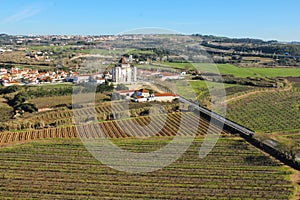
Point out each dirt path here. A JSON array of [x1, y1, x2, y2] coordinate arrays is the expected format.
[[38, 108, 53, 112], [225, 89, 269, 103]]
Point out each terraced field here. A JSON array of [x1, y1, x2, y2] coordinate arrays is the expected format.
[[0, 137, 294, 199], [1, 101, 180, 132], [0, 112, 227, 146]]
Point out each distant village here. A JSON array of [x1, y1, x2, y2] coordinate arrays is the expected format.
[[0, 56, 185, 87], [0, 56, 182, 103], [0, 66, 118, 87]]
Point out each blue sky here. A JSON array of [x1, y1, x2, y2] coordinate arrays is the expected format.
[[0, 0, 299, 41]]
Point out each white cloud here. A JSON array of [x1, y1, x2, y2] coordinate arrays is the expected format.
[[3, 8, 41, 24]]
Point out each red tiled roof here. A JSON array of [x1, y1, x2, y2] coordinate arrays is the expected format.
[[138, 89, 149, 93], [7, 81, 19, 84], [154, 93, 177, 97], [119, 57, 127, 64], [116, 90, 135, 93]]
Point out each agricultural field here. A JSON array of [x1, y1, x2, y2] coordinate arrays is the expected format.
[[1, 101, 180, 132], [286, 77, 300, 89], [29, 93, 108, 109], [226, 90, 300, 133], [160, 62, 300, 77], [189, 80, 257, 97], [0, 112, 228, 145], [29, 95, 72, 109], [176, 79, 258, 107], [0, 136, 294, 199]]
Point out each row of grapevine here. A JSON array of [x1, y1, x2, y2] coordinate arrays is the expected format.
[[0, 112, 229, 145], [0, 137, 293, 199], [227, 90, 300, 132]]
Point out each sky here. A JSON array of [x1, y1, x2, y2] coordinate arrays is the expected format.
[[0, 0, 299, 41]]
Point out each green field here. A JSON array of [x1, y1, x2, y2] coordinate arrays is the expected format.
[[226, 90, 300, 133], [161, 62, 300, 77], [0, 137, 294, 199], [175, 80, 256, 107]]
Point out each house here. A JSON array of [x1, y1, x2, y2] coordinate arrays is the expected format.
[[159, 72, 181, 81], [103, 71, 112, 79], [133, 96, 148, 102], [10, 68, 23, 79], [129, 89, 178, 103], [2, 81, 22, 86], [73, 75, 90, 83], [115, 90, 136, 97], [131, 89, 150, 98], [0, 68, 7, 75], [152, 93, 178, 102], [95, 77, 105, 84]]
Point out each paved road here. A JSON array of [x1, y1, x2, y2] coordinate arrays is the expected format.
[[179, 97, 255, 137]]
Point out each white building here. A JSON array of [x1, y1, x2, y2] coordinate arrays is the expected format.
[[0, 68, 7, 75], [152, 93, 178, 102], [112, 57, 137, 83], [73, 75, 90, 83]]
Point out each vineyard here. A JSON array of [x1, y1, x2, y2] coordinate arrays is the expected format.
[[0, 137, 294, 199], [226, 90, 300, 133], [0, 96, 297, 199], [1, 101, 180, 131], [0, 112, 228, 146]]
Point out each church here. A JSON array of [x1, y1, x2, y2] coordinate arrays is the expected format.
[[112, 57, 137, 83]]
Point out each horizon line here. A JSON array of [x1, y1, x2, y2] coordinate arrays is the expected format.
[[1, 32, 298, 43]]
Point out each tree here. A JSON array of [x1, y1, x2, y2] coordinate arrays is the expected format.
[[20, 103, 38, 113], [116, 84, 129, 91], [111, 92, 121, 100], [8, 92, 27, 108], [96, 83, 114, 93], [0, 85, 21, 94], [7, 92, 38, 114]]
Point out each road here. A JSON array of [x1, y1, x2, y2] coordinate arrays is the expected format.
[[179, 97, 255, 137]]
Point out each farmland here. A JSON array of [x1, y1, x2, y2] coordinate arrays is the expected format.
[[160, 62, 300, 77], [0, 112, 228, 145], [226, 90, 300, 133], [0, 111, 297, 199], [175, 79, 258, 107], [0, 136, 294, 199], [29, 93, 107, 109]]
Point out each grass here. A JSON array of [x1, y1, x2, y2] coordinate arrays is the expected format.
[[160, 62, 300, 77], [28, 45, 74, 51], [0, 136, 294, 199], [0, 98, 13, 122], [29, 93, 108, 109], [29, 95, 72, 109], [127, 49, 156, 55], [175, 80, 257, 107], [189, 80, 234, 89]]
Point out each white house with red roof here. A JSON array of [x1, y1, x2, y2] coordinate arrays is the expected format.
[[115, 88, 178, 103], [0, 68, 7, 75]]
